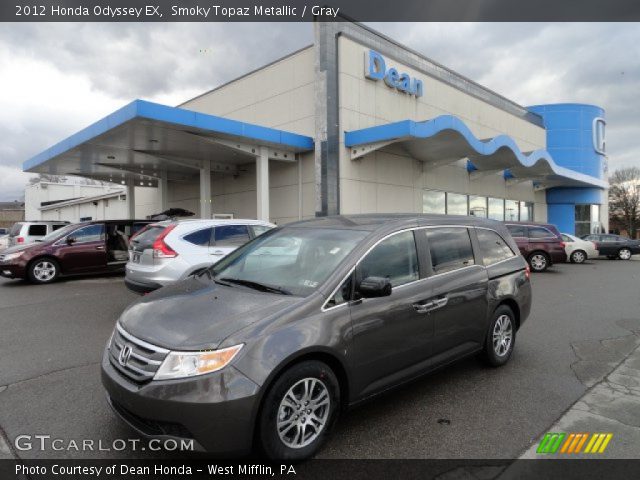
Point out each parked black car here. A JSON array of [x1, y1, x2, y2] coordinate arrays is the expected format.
[[581, 233, 640, 260], [101, 215, 532, 460]]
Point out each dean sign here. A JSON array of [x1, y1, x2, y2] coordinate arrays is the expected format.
[[364, 50, 424, 98]]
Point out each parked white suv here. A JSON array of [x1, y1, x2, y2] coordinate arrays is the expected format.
[[7, 221, 70, 247], [124, 219, 275, 293]]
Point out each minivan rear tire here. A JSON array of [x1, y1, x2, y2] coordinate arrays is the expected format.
[[528, 252, 550, 272], [27, 258, 60, 284], [258, 360, 340, 461], [481, 305, 516, 367]]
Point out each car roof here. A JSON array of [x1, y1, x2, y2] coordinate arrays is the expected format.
[[161, 219, 274, 226], [284, 214, 504, 232]]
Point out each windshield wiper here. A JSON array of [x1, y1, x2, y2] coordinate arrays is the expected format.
[[219, 277, 292, 295]]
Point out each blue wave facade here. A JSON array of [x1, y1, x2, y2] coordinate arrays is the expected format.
[[528, 104, 607, 234]]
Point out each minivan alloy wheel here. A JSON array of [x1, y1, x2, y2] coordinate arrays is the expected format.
[[529, 253, 547, 271], [277, 378, 331, 449], [619, 248, 632, 260], [32, 260, 57, 282], [492, 314, 513, 357]]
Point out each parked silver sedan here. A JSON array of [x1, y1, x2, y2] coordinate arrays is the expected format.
[[125, 219, 274, 293], [561, 233, 599, 263]]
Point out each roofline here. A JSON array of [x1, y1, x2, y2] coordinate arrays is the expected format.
[[178, 44, 314, 108], [39, 190, 125, 211]]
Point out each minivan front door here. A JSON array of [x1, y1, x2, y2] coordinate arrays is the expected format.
[[347, 230, 435, 398], [56, 223, 107, 274]]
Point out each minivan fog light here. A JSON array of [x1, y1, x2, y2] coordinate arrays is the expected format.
[[153, 344, 243, 380]]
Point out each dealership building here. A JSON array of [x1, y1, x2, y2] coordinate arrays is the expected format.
[[23, 22, 608, 236]]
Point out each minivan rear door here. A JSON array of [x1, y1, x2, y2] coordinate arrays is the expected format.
[[421, 227, 489, 363]]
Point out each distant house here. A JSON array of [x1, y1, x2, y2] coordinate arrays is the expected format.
[[0, 201, 25, 230]]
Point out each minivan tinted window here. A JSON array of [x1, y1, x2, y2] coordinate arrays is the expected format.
[[71, 224, 105, 243], [426, 227, 475, 274], [528, 226, 554, 239], [506, 225, 526, 238], [476, 228, 516, 266], [359, 231, 419, 287]]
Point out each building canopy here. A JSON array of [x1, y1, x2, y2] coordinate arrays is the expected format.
[[345, 115, 607, 190]]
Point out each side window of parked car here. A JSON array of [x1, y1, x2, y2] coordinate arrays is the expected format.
[[325, 274, 353, 309], [561, 234, 572, 243], [184, 227, 214, 247], [426, 227, 475, 274], [214, 225, 251, 247], [506, 225, 526, 238], [359, 231, 419, 287], [70, 224, 105, 244], [476, 229, 516, 266], [528, 226, 554, 239], [28, 225, 47, 236]]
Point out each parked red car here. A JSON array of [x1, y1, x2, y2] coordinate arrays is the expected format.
[[0, 220, 151, 284], [504, 222, 566, 272]]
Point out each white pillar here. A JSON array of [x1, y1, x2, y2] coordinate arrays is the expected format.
[[200, 160, 212, 219], [126, 182, 136, 219], [158, 170, 168, 212], [256, 147, 270, 221]]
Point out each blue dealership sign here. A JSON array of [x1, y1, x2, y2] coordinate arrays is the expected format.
[[364, 50, 423, 98]]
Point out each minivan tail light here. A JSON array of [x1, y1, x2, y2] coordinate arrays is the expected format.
[[152, 224, 178, 258], [17, 237, 24, 244], [525, 264, 531, 280]]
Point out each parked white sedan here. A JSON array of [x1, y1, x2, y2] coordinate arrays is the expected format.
[[561, 233, 599, 263]]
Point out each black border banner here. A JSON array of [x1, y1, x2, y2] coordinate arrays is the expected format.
[[2, 0, 640, 22]]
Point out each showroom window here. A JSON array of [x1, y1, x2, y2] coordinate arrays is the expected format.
[[504, 200, 519, 221], [469, 196, 488, 218], [488, 198, 505, 221], [575, 204, 601, 237], [422, 190, 446, 214], [447, 193, 468, 216], [520, 202, 534, 222]]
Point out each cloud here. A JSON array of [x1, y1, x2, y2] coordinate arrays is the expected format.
[[0, 22, 638, 201]]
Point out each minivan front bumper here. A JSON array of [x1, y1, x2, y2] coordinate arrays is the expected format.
[[100, 349, 261, 455]]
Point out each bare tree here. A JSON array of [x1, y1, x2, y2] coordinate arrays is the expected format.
[[609, 167, 640, 238]]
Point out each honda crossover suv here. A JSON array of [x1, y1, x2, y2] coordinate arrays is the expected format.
[[124, 219, 274, 293], [102, 215, 532, 460]]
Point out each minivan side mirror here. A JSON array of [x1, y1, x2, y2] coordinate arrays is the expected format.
[[66, 236, 77, 245], [357, 276, 392, 298]]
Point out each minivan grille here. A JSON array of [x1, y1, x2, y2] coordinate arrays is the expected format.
[[108, 324, 169, 383]]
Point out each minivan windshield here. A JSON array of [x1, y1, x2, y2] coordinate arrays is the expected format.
[[212, 227, 368, 297]]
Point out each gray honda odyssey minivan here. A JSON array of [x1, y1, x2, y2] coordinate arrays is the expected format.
[[101, 214, 532, 460]]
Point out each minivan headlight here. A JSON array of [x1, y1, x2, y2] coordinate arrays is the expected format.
[[1, 251, 24, 262], [153, 344, 243, 380]]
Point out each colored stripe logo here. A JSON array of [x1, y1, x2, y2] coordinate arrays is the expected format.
[[537, 432, 613, 454]]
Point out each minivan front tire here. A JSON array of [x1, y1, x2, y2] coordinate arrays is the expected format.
[[482, 305, 516, 367], [258, 360, 340, 460], [27, 258, 60, 284]]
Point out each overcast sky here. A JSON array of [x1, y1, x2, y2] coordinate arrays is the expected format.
[[0, 22, 638, 201]]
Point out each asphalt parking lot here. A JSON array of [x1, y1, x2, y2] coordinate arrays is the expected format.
[[0, 259, 639, 460]]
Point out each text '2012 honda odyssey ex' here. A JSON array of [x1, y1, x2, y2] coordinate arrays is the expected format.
[[101, 215, 532, 460]]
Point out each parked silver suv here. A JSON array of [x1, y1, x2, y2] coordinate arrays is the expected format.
[[124, 219, 274, 293], [7, 221, 70, 247]]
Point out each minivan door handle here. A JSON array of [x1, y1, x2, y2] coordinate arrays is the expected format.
[[95, 246, 105, 251], [413, 297, 448, 314]]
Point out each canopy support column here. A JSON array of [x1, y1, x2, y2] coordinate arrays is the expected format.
[[200, 159, 212, 219], [126, 182, 136, 219], [158, 170, 168, 211], [256, 146, 270, 222]]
